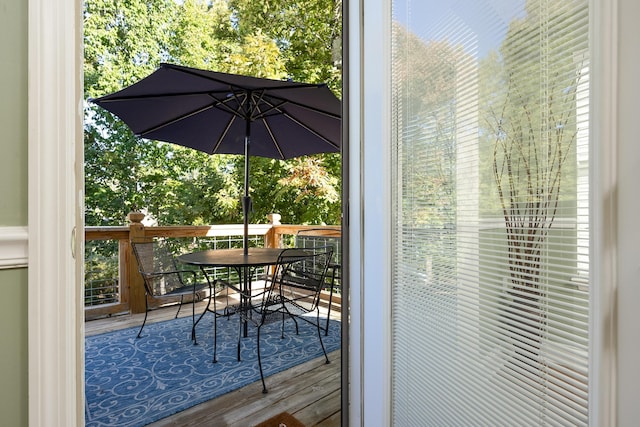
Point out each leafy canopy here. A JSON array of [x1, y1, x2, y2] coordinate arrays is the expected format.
[[84, 0, 342, 226]]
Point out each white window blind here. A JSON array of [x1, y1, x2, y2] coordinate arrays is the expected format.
[[390, 0, 590, 425]]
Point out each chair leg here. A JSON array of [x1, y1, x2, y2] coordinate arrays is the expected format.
[[212, 311, 218, 363], [137, 295, 150, 339], [175, 295, 184, 319], [193, 291, 213, 345], [236, 315, 242, 362], [212, 289, 219, 363], [323, 289, 333, 336], [291, 310, 300, 335], [190, 293, 196, 342], [257, 325, 268, 393], [316, 309, 330, 364], [325, 268, 338, 336]]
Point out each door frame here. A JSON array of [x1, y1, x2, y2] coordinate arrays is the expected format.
[[350, 0, 620, 425], [28, 0, 84, 424], [349, 0, 393, 425]]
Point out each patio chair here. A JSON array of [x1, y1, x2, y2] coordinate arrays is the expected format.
[[295, 229, 341, 335], [131, 240, 226, 344], [233, 247, 334, 393]]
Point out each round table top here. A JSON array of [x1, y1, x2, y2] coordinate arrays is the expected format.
[[177, 247, 307, 268]]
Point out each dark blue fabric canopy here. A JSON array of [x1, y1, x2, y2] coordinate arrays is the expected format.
[[90, 63, 342, 254], [90, 63, 341, 158]]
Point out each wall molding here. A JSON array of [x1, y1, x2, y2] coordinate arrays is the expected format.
[[0, 226, 28, 269]]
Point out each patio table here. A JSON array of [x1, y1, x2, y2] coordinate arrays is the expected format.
[[178, 247, 308, 337]]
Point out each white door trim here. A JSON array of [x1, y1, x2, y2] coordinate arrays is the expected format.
[[590, 0, 618, 424], [28, 0, 84, 424], [353, 0, 393, 425]]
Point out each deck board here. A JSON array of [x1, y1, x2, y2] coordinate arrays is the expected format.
[[85, 299, 342, 426]]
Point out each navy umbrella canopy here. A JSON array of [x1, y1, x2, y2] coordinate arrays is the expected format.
[[90, 63, 342, 254]]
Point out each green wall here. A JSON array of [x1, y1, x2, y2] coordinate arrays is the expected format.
[[1, 0, 29, 425], [0, 0, 28, 224], [0, 270, 28, 426]]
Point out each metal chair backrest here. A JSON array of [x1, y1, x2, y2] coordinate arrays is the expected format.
[[131, 240, 186, 297], [274, 247, 333, 309], [295, 228, 341, 265], [295, 228, 341, 290]]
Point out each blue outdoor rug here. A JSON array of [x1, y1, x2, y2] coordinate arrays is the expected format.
[[85, 314, 341, 427]]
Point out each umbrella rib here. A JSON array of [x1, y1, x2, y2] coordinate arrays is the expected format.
[[208, 90, 252, 120], [239, 88, 258, 120], [211, 114, 236, 153], [136, 91, 249, 137], [137, 103, 217, 137], [91, 89, 238, 103], [208, 88, 279, 123], [261, 118, 286, 159], [280, 111, 341, 150], [256, 92, 341, 121], [133, 91, 339, 145], [220, 89, 288, 122], [250, 92, 289, 121]]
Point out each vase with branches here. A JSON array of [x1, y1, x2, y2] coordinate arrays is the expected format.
[[488, 69, 581, 357]]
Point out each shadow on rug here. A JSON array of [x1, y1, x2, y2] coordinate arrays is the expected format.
[[85, 314, 340, 427]]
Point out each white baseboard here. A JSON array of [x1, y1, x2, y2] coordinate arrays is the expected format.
[[0, 226, 28, 269]]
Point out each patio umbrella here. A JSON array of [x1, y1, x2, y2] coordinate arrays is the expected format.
[[90, 63, 341, 255]]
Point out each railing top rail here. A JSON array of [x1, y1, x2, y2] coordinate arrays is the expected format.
[[85, 227, 130, 241], [144, 224, 273, 238], [272, 224, 341, 237], [85, 224, 275, 241], [85, 223, 341, 243]]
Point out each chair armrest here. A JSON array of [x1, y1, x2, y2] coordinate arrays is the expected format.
[[142, 269, 198, 279], [142, 269, 211, 288]]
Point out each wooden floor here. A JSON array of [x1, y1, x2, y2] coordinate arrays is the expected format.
[[85, 299, 342, 427]]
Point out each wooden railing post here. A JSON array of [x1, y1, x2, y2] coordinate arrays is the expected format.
[[127, 212, 148, 314], [265, 213, 281, 248]]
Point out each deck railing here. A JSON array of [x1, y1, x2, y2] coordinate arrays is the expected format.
[[84, 212, 341, 319]]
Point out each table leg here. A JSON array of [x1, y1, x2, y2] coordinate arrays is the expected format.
[[242, 265, 249, 337]]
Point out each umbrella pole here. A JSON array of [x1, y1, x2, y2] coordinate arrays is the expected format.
[[242, 120, 251, 256]]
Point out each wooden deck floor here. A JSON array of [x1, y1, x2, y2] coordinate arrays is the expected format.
[[85, 299, 342, 427]]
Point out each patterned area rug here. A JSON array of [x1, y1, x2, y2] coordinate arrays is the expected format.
[[85, 314, 340, 427]]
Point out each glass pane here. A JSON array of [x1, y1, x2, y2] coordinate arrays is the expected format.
[[390, 0, 590, 424]]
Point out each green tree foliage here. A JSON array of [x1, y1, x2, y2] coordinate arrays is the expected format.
[[84, 0, 342, 227], [229, 0, 342, 91], [390, 23, 465, 292], [229, 0, 343, 225], [392, 22, 461, 229]]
